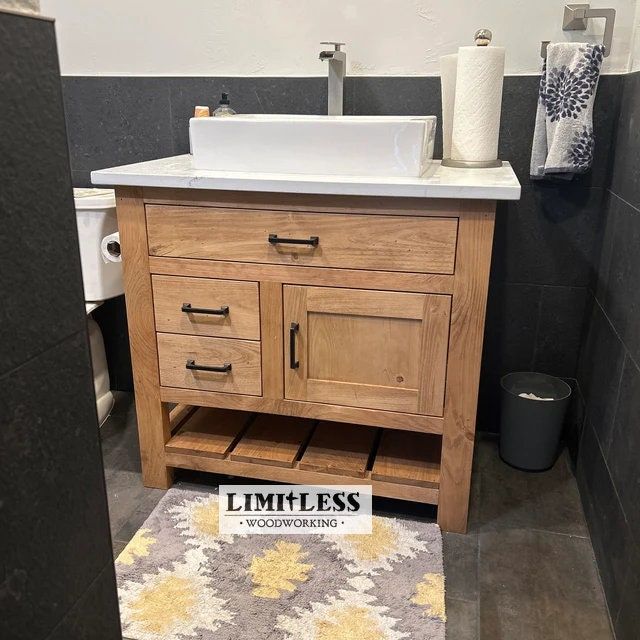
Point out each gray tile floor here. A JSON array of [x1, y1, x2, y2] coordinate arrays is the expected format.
[[102, 392, 613, 640]]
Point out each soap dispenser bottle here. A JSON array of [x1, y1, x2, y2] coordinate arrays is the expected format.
[[213, 93, 236, 117]]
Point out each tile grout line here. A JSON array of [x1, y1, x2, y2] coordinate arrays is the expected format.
[[477, 524, 590, 540], [43, 560, 119, 640], [0, 328, 85, 382], [594, 294, 640, 378], [609, 189, 640, 216], [445, 594, 480, 605], [580, 423, 638, 634], [488, 281, 590, 290], [527, 527, 590, 540], [602, 352, 627, 459], [586, 194, 640, 374], [578, 445, 621, 639], [591, 420, 634, 543]]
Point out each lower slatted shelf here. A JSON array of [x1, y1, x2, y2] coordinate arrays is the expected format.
[[166, 407, 251, 458], [164, 407, 441, 504], [371, 430, 441, 488], [299, 421, 378, 478], [230, 414, 314, 467]]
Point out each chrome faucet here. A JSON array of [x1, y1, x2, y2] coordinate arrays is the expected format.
[[319, 42, 346, 116]]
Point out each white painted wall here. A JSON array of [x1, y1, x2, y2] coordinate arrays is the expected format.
[[40, 0, 638, 76], [0, 0, 39, 13], [631, 0, 640, 70]]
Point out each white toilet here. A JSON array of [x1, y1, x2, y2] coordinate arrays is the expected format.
[[73, 188, 124, 425]]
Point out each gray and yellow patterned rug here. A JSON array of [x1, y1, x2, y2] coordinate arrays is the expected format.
[[116, 486, 446, 640]]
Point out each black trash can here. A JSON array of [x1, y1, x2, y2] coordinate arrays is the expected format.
[[499, 372, 572, 471]]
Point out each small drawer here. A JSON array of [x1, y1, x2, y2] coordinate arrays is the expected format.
[[152, 275, 260, 339], [146, 206, 458, 275], [157, 333, 262, 396]]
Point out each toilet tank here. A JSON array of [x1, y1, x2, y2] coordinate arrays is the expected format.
[[74, 188, 124, 301]]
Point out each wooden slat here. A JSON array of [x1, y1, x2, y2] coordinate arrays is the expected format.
[[146, 206, 458, 274], [115, 187, 173, 489], [372, 430, 441, 488], [230, 414, 314, 467], [438, 201, 496, 533], [165, 450, 439, 505], [148, 257, 455, 295], [299, 421, 378, 478], [166, 408, 252, 458], [160, 386, 445, 434], [169, 403, 197, 431]]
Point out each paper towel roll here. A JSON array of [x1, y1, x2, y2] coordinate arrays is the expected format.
[[101, 232, 122, 263], [440, 54, 458, 159], [451, 45, 505, 162]]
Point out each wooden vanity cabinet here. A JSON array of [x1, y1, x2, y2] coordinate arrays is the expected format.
[[116, 186, 495, 533]]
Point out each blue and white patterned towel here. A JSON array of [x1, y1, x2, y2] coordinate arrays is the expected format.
[[530, 43, 604, 179]]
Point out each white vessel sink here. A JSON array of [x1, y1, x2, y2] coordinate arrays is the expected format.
[[190, 114, 436, 178]]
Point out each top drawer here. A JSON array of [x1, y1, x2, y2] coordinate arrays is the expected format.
[[146, 206, 458, 274]]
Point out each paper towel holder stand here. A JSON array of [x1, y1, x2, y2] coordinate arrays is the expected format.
[[441, 159, 503, 169], [540, 4, 616, 59], [442, 28, 504, 170]]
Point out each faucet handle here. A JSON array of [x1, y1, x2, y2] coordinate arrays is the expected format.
[[320, 41, 345, 51]]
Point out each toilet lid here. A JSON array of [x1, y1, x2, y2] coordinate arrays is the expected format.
[[74, 188, 116, 210]]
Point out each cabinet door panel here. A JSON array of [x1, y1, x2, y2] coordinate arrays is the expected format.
[[284, 285, 450, 416]]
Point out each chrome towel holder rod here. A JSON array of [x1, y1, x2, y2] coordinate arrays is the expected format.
[[541, 3, 616, 59]]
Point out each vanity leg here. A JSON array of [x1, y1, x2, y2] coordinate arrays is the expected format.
[[116, 186, 173, 489], [438, 202, 495, 533]]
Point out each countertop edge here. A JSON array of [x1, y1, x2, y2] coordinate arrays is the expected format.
[[91, 170, 522, 201]]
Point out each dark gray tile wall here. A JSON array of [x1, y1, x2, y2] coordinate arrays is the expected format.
[[610, 72, 640, 210], [60, 74, 620, 407], [576, 70, 640, 640], [47, 565, 122, 640], [0, 20, 87, 374], [0, 10, 120, 639]]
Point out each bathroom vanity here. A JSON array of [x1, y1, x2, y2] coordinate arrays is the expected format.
[[93, 155, 520, 533]]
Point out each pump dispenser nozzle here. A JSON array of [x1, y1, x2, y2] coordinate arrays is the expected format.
[[213, 93, 236, 117]]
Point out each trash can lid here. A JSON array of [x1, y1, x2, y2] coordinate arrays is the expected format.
[[73, 188, 116, 210]]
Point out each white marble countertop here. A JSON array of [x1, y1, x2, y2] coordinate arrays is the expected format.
[[91, 154, 521, 200]]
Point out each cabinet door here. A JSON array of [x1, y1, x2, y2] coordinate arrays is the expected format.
[[284, 286, 451, 416]]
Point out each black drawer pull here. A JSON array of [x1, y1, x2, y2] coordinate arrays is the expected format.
[[186, 359, 232, 373], [290, 322, 299, 369], [268, 234, 319, 247], [182, 303, 229, 316]]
